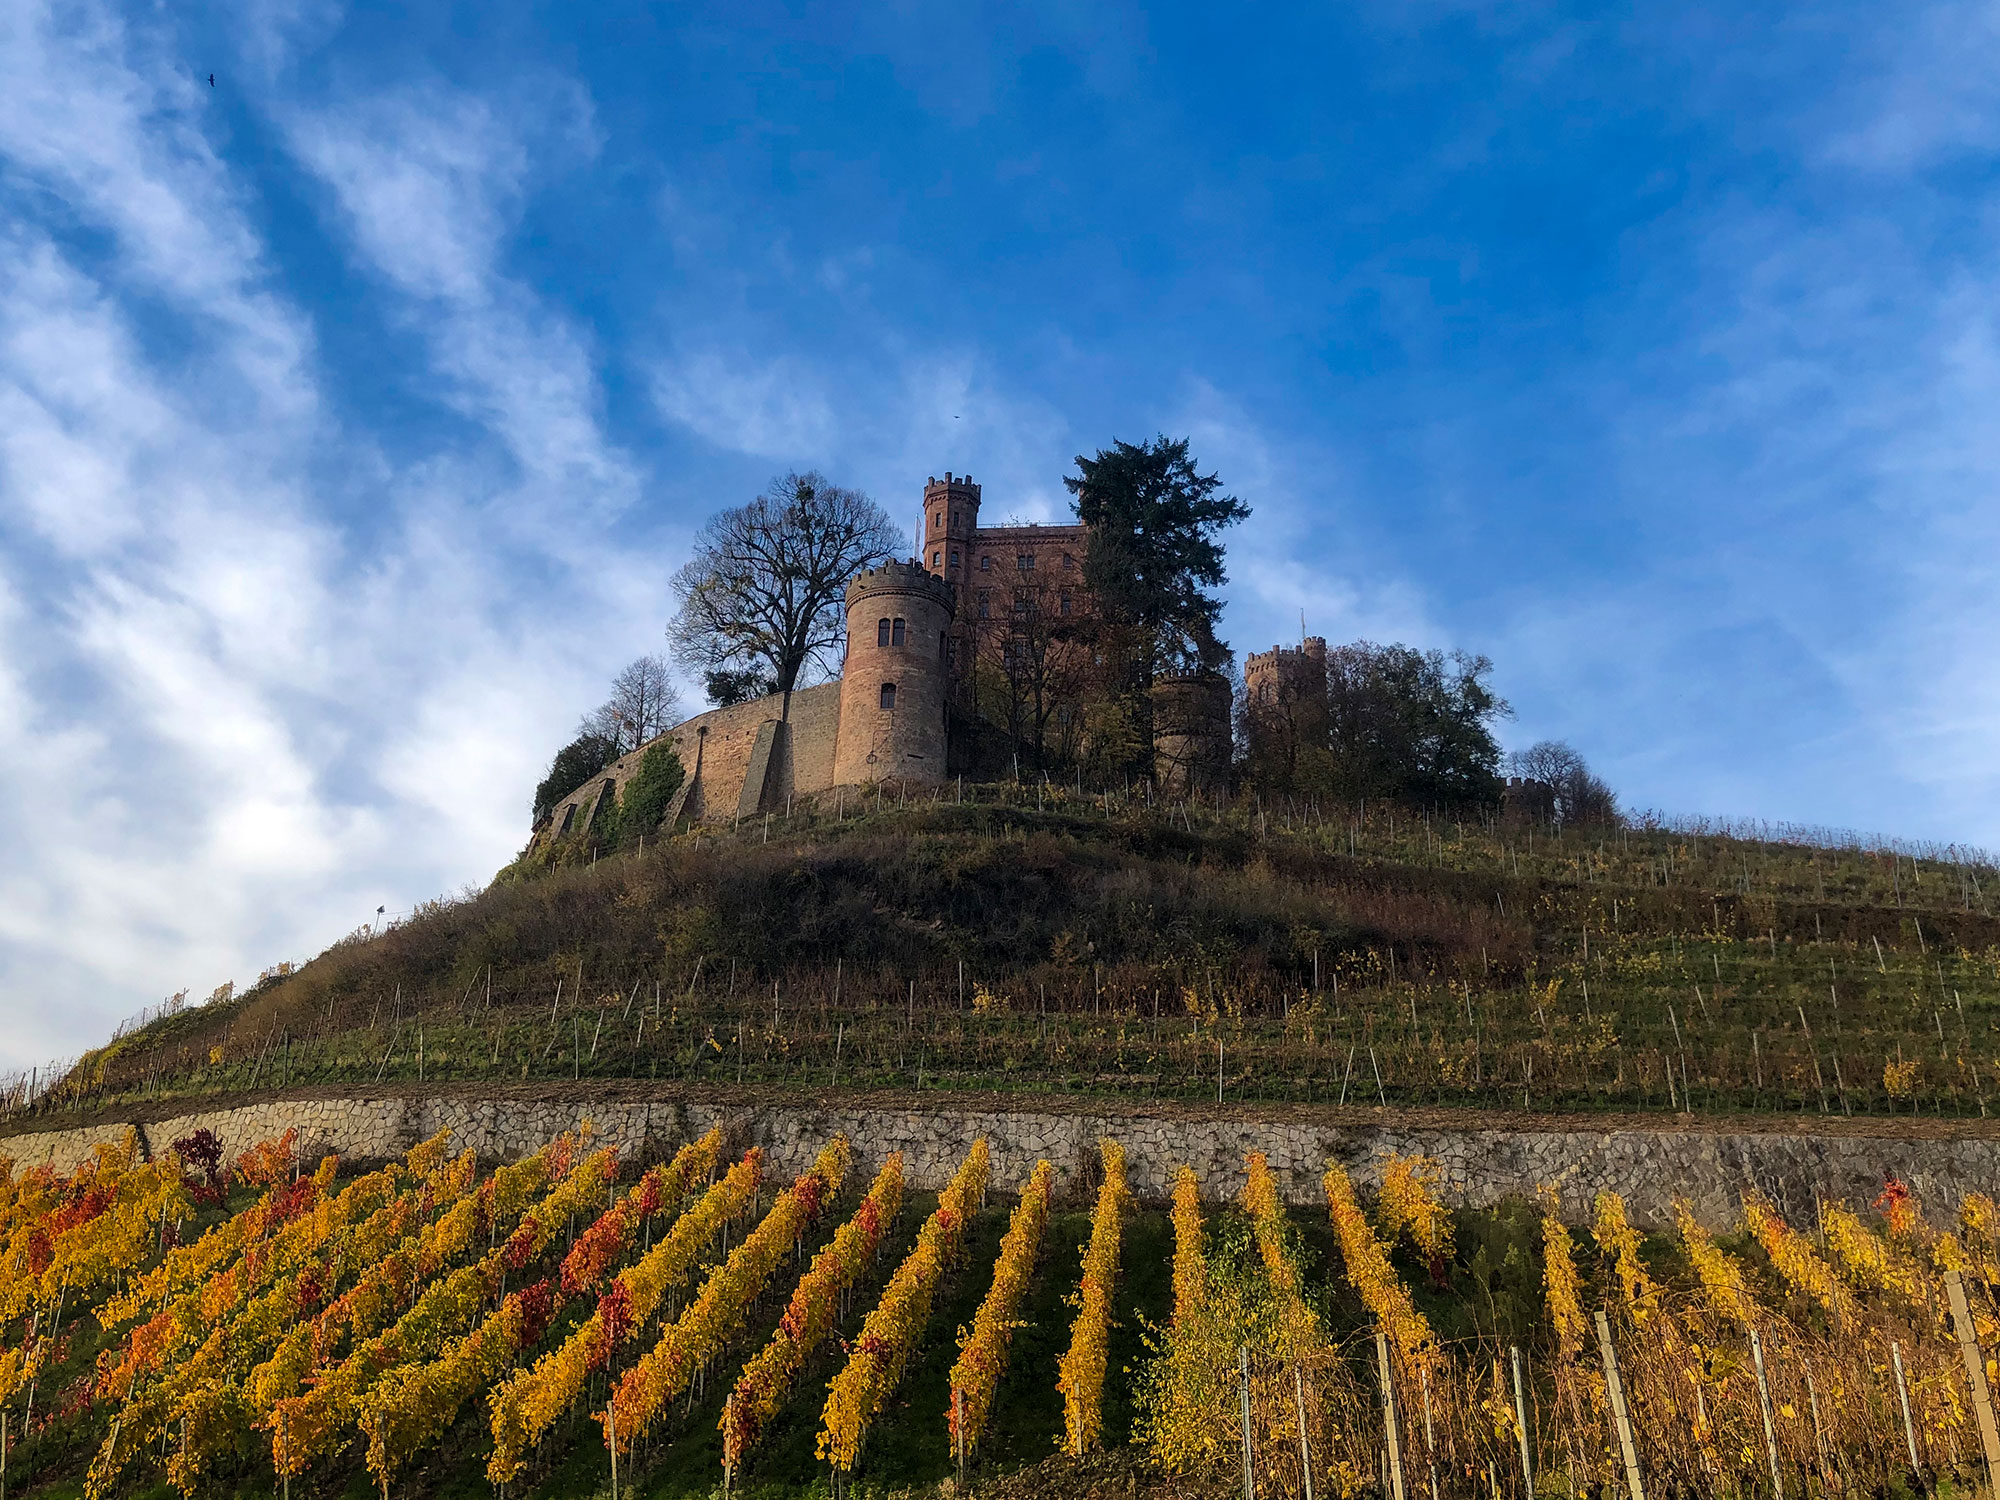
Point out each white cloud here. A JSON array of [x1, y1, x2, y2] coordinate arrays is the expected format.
[[651, 350, 840, 462], [0, 6, 670, 1072]]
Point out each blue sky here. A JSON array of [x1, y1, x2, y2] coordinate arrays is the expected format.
[[3, 0, 1997, 1067]]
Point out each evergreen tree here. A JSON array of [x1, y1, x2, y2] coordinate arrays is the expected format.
[[533, 732, 620, 824], [1066, 436, 1249, 685]]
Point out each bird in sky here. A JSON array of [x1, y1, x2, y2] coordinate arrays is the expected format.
[[208, 74, 215, 86]]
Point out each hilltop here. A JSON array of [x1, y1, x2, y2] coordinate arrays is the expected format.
[[36, 786, 2000, 1126]]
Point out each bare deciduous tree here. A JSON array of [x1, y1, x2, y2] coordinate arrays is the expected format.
[[580, 654, 682, 754], [1508, 739, 1620, 825], [668, 472, 900, 719]]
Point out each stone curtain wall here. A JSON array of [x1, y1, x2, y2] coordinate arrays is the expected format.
[[544, 681, 845, 836], [5, 1092, 1995, 1229]]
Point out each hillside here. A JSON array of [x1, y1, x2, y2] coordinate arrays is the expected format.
[[36, 785, 2000, 1124]]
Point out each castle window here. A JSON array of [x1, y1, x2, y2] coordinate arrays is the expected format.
[[1059, 592, 1071, 615], [934, 510, 943, 530], [977, 594, 990, 619], [931, 550, 940, 567], [880, 681, 897, 710], [1017, 553, 1034, 571], [979, 555, 991, 571], [939, 630, 947, 660], [877, 617, 891, 647], [950, 549, 959, 566], [1063, 553, 1074, 569], [891, 617, 906, 645]]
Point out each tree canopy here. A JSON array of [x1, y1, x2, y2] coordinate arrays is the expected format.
[[668, 472, 899, 717], [1508, 739, 1619, 825], [1066, 436, 1248, 684], [578, 654, 681, 755], [532, 731, 619, 824], [1324, 643, 1510, 809]]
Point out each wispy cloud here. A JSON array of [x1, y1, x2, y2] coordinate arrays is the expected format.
[[0, 5, 669, 1067]]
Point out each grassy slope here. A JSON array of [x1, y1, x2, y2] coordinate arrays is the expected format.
[[44, 789, 2000, 1124]]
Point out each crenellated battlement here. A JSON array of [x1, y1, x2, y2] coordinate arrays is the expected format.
[[847, 558, 957, 611]]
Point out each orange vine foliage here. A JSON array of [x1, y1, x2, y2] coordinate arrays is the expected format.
[[233, 1128, 300, 1188], [1592, 1190, 1662, 1323], [950, 1159, 1054, 1455], [1675, 1199, 1758, 1329], [1743, 1194, 1850, 1325], [1058, 1139, 1128, 1456], [602, 1137, 851, 1458], [819, 1139, 991, 1472], [1538, 1187, 1588, 1361], [1170, 1165, 1207, 1327], [724, 1152, 905, 1477], [1241, 1151, 1321, 1361], [1376, 1152, 1454, 1283], [1323, 1160, 1438, 1377], [268, 1126, 603, 1483], [358, 1126, 720, 1489]]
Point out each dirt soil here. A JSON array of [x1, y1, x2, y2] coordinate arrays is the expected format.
[[969, 1452, 1238, 1500], [9, 1076, 2000, 1143]]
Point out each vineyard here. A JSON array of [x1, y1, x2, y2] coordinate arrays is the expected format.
[[6, 1120, 2000, 1496], [20, 790, 2000, 1128]]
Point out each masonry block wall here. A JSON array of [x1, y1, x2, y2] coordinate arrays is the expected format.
[[5, 1090, 1996, 1229], [543, 681, 845, 839]]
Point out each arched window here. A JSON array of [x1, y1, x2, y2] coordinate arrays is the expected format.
[[877, 617, 891, 646], [880, 682, 897, 710], [979, 555, 991, 571], [931, 550, 941, 567], [891, 617, 906, 645]]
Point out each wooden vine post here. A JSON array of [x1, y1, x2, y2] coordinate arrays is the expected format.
[[1748, 1328, 1784, 1500], [1375, 1333, 1407, 1500], [1946, 1270, 2000, 1496], [1238, 1345, 1255, 1500], [1892, 1341, 1923, 1483], [1594, 1311, 1646, 1500], [1508, 1345, 1534, 1491]]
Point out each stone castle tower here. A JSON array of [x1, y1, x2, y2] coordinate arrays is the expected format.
[[1245, 637, 1330, 734], [831, 560, 955, 787], [920, 471, 982, 586], [1150, 669, 1232, 792]]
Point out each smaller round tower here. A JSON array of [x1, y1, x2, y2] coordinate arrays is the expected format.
[[832, 561, 956, 787], [1151, 669, 1233, 793]]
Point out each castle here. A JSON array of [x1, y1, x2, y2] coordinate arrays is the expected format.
[[536, 472, 1232, 841]]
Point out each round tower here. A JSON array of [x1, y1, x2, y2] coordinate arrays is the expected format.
[[832, 561, 956, 787], [919, 472, 981, 585], [1151, 669, 1233, 793]]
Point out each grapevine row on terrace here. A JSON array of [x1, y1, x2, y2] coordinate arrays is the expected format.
[[13, 1124, 2000, 1499]]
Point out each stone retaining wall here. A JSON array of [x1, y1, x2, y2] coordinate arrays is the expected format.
[[3, 1092, 1992, 1229]]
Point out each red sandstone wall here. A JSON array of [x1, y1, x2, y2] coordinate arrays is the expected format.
[[541, 680, 844, 836]]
